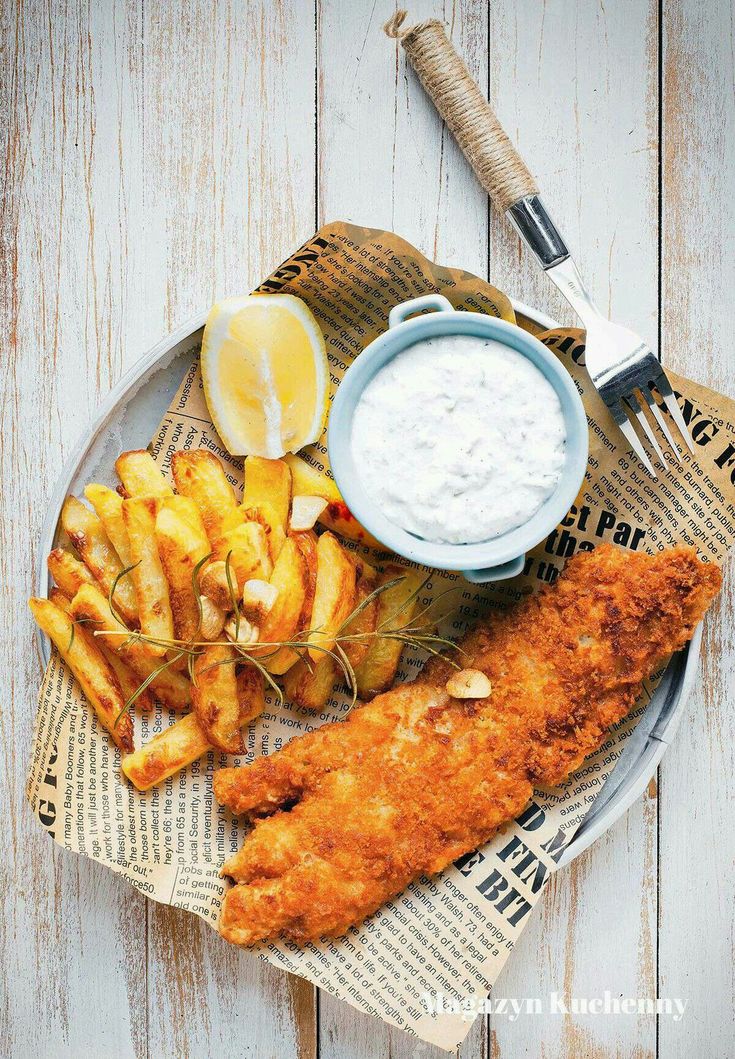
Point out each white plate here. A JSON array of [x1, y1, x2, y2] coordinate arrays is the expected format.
[[34, 301, 701, 867]]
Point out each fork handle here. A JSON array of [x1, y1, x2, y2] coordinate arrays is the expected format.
[[386, 14, 570, 268]]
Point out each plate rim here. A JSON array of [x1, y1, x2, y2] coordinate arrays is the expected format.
[[33, 299, 701, 867]]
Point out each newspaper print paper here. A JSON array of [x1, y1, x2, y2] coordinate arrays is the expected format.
[[27, 224, 735, 1051]]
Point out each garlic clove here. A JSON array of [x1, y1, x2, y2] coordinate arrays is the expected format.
[[290, 495, 328, 532], [224, 616, 260, 646], [445, 669, 492, 700], [241, 579, 279, 625], [199, 595, 226, 641], [199, 560, 232, 610]]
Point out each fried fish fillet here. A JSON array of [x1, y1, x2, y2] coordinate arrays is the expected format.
[[214, 545, 720, 945]]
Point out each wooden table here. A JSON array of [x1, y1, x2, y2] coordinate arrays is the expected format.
[[4, 2, 733, 1056]]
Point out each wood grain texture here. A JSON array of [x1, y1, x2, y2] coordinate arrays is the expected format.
[[2, 2, 148, 1056], [316, 4, 489, 1053], [485, 4, 661, 1056], [659, 2, 735, 1056], [3, 0, 732, 1056], [139, 2, 318, 1056]]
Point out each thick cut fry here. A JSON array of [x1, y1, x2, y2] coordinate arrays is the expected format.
[[61, 496, 139, 626], [283, 454, 381, 548], [353, 565, 423, 699], [254, 538, 308, 673], [306, 532, 357, 664], [84, 483, 133, 568], [282, 655, 338, 711], [265, 531, 318, 676], [69, 583, 190, 710], [123, 665, 265, 790], [47, 547, 99, 597], [221, 520, 273, 589], [121, 497, 174, 652], [48, 587, 71, 611], [342, 567, 379, 669], [115, 450, 173, 498], [28, 597, 134, 753], [292, 531, 318, 625], [192, 644, 244, 754], [101, 647, 155, 710], [192, 647, 265, 750], [46, 589, 147, 705], [242, 456, 291, 561], [122, 713, 210, 791], [171, 449, 239, 548], [236, 665, 266, 725], [155, 496, 211, 642]]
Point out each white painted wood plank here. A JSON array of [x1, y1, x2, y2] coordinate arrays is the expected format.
[[316, 2, 489, 1054], [659, 3, 735, 1056], [137, 2, 318, 1056], [487, 3, 660, 1057], [2, 2, 148, 1056], [318, 0, 489, 279]]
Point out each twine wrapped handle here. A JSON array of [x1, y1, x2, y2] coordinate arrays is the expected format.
[[385, 11, 538, 212]]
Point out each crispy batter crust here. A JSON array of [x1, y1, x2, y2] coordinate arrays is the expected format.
[[214, 545, 721, 946]]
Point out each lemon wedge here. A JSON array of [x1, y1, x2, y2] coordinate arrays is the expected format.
[[201, 294, 329, 458]]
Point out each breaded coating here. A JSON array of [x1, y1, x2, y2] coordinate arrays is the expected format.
[[214, 545, 720, 945]]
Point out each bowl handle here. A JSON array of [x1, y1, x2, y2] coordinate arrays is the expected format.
[[463, 555, 526, 583], [388, 294, 455, 328]]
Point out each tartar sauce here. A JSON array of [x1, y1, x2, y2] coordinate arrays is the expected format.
[[350, 335, 566, 545]]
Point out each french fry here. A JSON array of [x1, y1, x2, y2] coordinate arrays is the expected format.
[[306, 532, 357, 663], [69, 583, 190, 710], [353, 565, 423, 700], [61, 496, 139, 626], [242, 456, 291, 562], [341, 564, 379, 668], [255, 537, 308, 673], [155, 496, 211, 643], [122, 496, 174, 652], [236, 664, 266, 725], [292, 530, 318, 625], [122, 713, 210, 791], [101, 646, 155, 711], [264, 530, 318, 675], [122, 664, 265, 791], [115, 449, 173, 498], [48, 587, 72, 612], [192, 644, 245, 753], [84, 483, 133, 568], [283, 453, 381, 548], [45, 589, 147, 705], [171, 449, 239, 548], [47, 547, 99, 598], [28, 597, 134, 753], [216, 520, 273, 592], [282, 655, 338, 711]]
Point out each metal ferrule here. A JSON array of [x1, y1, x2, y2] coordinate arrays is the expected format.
[[506, 194, 569, 270]]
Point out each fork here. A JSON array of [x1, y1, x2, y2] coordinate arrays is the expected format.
[[507, 200, 694, 478], [387, 14, 694, 478]]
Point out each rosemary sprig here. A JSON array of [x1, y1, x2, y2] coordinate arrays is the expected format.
[[107, 561, 140, 627], [191, 551, 213, 637], [114, 650, 186, 728], [95, 571, 460, 717], [224, 550, 241, 640], [66, 616, 101, 653]]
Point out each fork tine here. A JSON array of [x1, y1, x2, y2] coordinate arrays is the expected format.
[[653, 370, 695, 453], [611, 402, 657, 477], [624, 392, 666, 464], [638, 385, 682, 457]]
